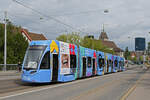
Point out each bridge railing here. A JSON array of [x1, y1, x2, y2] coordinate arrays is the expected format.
[[0, 64, 21, 71]]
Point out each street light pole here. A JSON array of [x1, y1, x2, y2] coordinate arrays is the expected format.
[[102, 9, 109, 33], [4, 11, 7, 71]]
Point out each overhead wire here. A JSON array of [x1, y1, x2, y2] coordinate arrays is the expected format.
[[8, 12, 64, 34], [49, 9, 106, 17], [12, 0, 84, 33], [12, 0, 106, 17]]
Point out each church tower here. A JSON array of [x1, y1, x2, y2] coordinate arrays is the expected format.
[[99, 24, 109, 41]]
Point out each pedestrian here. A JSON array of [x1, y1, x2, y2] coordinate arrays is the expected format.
[[18, 61, 22, 72]]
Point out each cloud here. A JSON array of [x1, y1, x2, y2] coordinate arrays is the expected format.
[[0, 0, 150, 51]]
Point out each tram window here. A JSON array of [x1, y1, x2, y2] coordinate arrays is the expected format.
[[107, 60, 109, 67], [120, 61, 122, 66], [40, 52, 50, 69], [122, 61, 124, 66], [112, 60, 113, 66], [109, 60, 112, 66], [99, 58, 104, 68], [70, 55, 76, 69], [88, 57, 92, 68], [115, 60, 118, 67], [106, 60, 109, 72], [102, 59, 104, 67], [98, 58, 102, 68], [119, 61, 121, 67]]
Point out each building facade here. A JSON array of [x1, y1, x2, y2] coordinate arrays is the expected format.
[[135, 37, 145, 51], [99, 30, 123, 57]]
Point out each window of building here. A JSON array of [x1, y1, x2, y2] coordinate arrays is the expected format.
[[40, 52, 50, 69]]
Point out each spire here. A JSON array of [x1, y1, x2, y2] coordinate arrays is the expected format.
[[99, 24, 109, 41], [102, 24, 104, 32]]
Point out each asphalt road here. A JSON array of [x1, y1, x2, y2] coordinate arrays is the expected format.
[[0, 65, 148, 100]]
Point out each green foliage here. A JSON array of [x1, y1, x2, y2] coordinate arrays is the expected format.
[[124, 47, 130, 59], [56, 32, 81, 46], [56, 34, 67, 42], [0, 24, 4, 64], [0, 22, 28, 64], [139, 56, 143, 61], [56, 33, 115, 54], [132, 57, 137, 62]]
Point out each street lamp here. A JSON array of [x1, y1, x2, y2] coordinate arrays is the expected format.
[[104, 9, 109, 13], [4, 11, 7, 71], [102, 9, 109, 31]]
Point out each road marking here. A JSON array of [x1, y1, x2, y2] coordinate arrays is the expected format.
[[0, 70, 134, 100], [70, 73, 137, 100], [70, 79, 118, 100], [120, 70, 147, 100], [0, 76, 103, 99]]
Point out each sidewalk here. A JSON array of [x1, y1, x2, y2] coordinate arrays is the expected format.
[[127, 68, 150, 100]]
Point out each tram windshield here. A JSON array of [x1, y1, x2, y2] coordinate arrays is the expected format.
[[24, 45, 47, 70]]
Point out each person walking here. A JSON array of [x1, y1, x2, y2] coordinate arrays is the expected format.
[[18, 61, 22, 72]]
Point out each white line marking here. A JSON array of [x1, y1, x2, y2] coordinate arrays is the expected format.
[[0, 76, 101, 99]]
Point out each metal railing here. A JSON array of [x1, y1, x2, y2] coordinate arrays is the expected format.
[[0, 64, 21, 71]]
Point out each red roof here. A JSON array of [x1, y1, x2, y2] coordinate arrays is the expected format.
[[21, 29, 47, 41]]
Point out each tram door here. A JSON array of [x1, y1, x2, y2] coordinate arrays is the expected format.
[[82, 57, 87, 77], [92, 58, 95, 75], [107, 60, 109, 72], [111, 61, 113, 72], [52, 54, 58, 82]]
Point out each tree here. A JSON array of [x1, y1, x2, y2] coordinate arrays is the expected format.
[[0, 22, 28, 64], [56, 33, 115, 54], [124, 47, 130, 60], [56, 32, 81, 46], [56, 34, 67, 42]]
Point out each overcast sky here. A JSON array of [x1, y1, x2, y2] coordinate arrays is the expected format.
[[0, 0, 150, 51]]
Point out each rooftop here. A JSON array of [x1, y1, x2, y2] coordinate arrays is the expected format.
[[99, 31, 109, 41], [21, 29, 47, 41], [101, 40, 123, 52]]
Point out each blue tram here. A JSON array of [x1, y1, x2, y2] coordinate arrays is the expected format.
[[120, 57, 125, 71], [22, 40, 78, 83], [118, 56, 125, 72], [106, 53, 113, 73], [113, 55, 119, 72], [21, 40, 125, 83], [78, 46, 97, 78], [97, 51, 105, 75]]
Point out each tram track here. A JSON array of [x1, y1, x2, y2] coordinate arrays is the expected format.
[[0, 67, 145, 100], [0, 79, 30, 94], [0, 78, 59, 97], [0, 78, 44, 96]]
